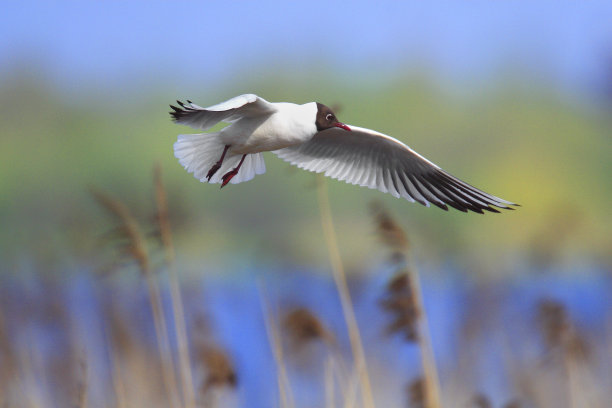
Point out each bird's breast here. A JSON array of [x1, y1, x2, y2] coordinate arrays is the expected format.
[[228, 111, 316, 154]]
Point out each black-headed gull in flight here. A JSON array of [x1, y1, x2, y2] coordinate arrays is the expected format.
[[170, 94, 517, 213]]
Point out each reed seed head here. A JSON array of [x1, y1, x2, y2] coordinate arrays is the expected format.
[[536, 298, 590, 362], [282, 307, 335, 349], [537, 298, 570, 349], [197, 344, 237, 391], [370, 201, 410, 262], [472, 393, 492, 408], [91, 188, 150, 275], [380, 273, 420, 342], [407, 377, 425, 408]]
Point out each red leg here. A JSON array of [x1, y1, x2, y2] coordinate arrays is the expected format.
[[206, 145, 230, 181], [220, 154, 247, 188]]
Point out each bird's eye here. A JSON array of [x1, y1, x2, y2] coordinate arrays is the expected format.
[[326, 113, 334, 121]]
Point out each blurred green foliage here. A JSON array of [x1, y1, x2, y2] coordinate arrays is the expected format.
[[1, 70, 610, 275]]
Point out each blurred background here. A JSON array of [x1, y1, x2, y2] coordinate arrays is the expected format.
[[1, 1, 611, 408]]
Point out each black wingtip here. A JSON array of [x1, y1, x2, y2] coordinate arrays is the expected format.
[[446, 202, 468, 213], [482, 206, 500, 214], [415, 199, 429, 207], [169, 101, 190, 121], [431, 202, 449, 211]]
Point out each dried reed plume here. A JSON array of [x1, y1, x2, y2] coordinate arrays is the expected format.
[[197, 344, 237, 392], [105, 299, 138, 357], [92, 189, 150, 274], [537, 298, 589, 362], [279, 306, 355, 408], [370, 201, 409, 263], [282, 307, 335, 350], [536, 298, 591, 408], [91, 188, 180, 407], [371, 201, 441, 408], [379, 273, 420, 342], [472, 393, 492, 408], [407, 377, 425, 408]]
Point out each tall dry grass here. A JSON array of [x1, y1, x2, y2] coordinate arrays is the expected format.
[[153, 164, 196, 408], [91, 187, 181, 407], [316, 175, 376, 408], [0, 168, 609, 408], [370, 201, 441, 408]]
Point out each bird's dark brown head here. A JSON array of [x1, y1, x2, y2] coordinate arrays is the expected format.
[[315, 103, 351, 132]]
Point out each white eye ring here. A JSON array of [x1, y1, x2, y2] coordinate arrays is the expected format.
[[326, 113, 333, 121]]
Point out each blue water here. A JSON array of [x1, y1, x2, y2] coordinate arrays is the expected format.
[[1, 261, 610, 407]]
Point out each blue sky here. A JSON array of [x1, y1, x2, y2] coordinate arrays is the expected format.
[[2, 1, 611, 97]]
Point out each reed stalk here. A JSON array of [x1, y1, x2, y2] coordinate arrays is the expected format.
[[153, 164, 196, 408], [371, 202, 441, 408], [92, 189, 180, 407], [407, 267, 442, 408], [259, 283, 296, 408], [110, 354, 127, 408], [315, 175, 375, 408], [76, 354, 88, 408]]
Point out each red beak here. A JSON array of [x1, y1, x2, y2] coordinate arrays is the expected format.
[[334, 122, 351, 131]]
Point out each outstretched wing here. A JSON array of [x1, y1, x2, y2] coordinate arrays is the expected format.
[[170, 94, 277, 131], [273, 125, 518, 213]]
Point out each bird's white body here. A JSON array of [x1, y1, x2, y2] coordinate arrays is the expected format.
[[171, 94, 517, 213], [220, 102, 318, 155]]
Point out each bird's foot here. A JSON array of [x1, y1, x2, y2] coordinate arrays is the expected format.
[[220, 154, 246, 188], [206, 162, 222, 181], [220, 169, 238, 188]]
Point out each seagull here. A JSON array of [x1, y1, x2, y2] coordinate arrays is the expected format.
[[170, 94, 517, 213]]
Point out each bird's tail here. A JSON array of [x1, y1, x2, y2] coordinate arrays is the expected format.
[[174, 132, 266, 184]]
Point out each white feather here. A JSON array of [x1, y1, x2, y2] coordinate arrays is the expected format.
[[173, 132, 266, 185], [274, 124, 515, 212]]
